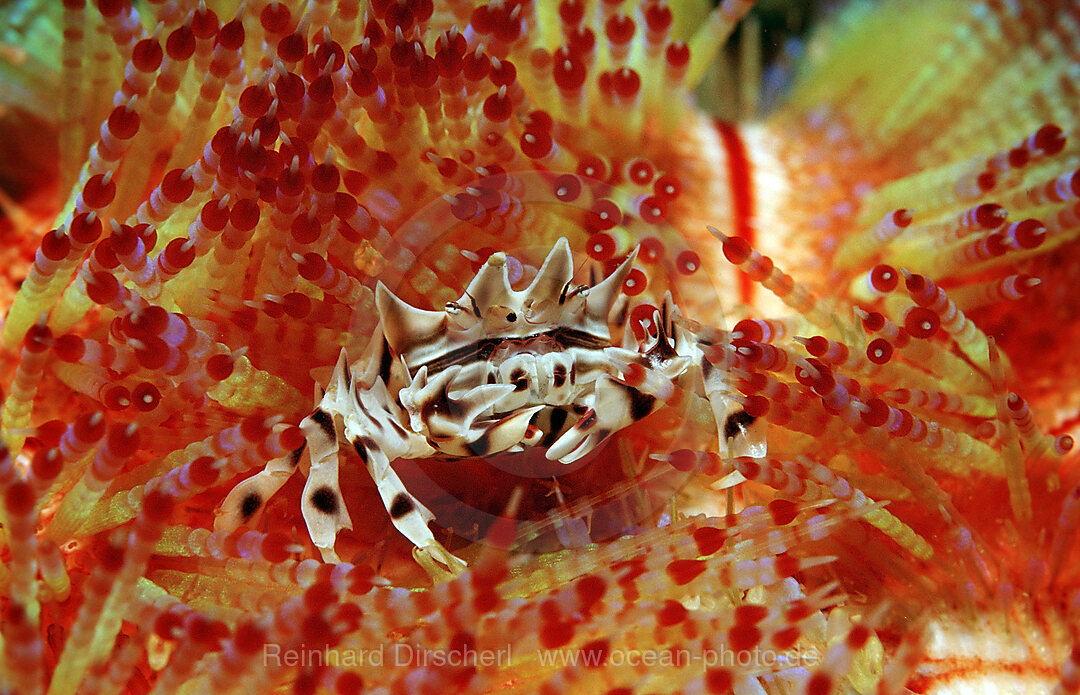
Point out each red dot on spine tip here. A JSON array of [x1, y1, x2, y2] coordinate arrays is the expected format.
[[974, 203, 1005, 228], [1007, 147, 1029, 168], [653, 173, 681, 200], [205, 353, 235, 381], [865, 338, 893, 365], [166, 26, 196, 60], [566, 26, 596, 55], [449, 194, 478, 221], [311, 163, 340, 193], [552, 174, 581, 202], [216, 18, 244, 50], [132, 382, 161, 411], [559, 0, 584, 25], [893, 208, 913, 226], [768, 499, 799, 526], [976, 171, 996, 191], [494, 12, 522, 42], [107, 423, 140, 457], [87, 270, 121, 304], [132, 38, 163, 72], [164, 237, 196, 270], [70, 213, 102, 244], [314, 40, 345, 72], [489, 59, 517, 87], [259, 531, 292, 564], [482, 91, 512, 122], [277, 33, 307, 63], [41, 229, 72, 261], [190, 6, 218, 39], [200, 199, 229, 231], [188, 455, 218, 487], [622, 268, 647, 296], [135, 335, 169, 370], [83, 174, 117, 209], [74, 412, 106, 441], [1034, 123, 1065, 155], [308, 74, 335, 103], [240, 416, 270, 442], [520, 130, 553, 159], [282, 292, 311, 318], [903, 272, 928, 296], [904, 307, 939, 339], [861, 311, 885, 332], [238, 85, 271, 118], [230, 198, 261, 231], [639, 196, 665, 224], [552, 54, 586, 91], [606, 14, 636, 43], [140, 489, 174, 524], [665, 41, 690, 68], [105, 106, 140, 141], [279, 425, 305, 452], [103, 384, 130, 410], [234, 620, 267, 655], [803, 336, 827, 356], [24, 324, 53, 353], [665, 449, 695, 472], [869, 264, 898, 292], [411, 54, 439, 88], [54, 334, 85, 362], [639, 236, 663, 262], [586, 199, 621, 231], [676, 249, 700, 275], [162, 169, 194, 204], [32, 449, 63, 482], [96, 0, 125, 18], [744, 395, 769, 418], [577, 154, 608, 181], [645, 3, 673, 31], [733, 319, 762, 342], [1014, 219, 1046, 249], [586, 232, 615, 261], [628, 303, 658, 341], [462, 49, 490, 80], [260, 2, 292, 33], [297, 253, 327, 281], [721, 235, 751, 264], [627, 159, 654, 185], [134, 305, 169, 335], [612, 68, 640, 99], [893, 409, 915, 437]]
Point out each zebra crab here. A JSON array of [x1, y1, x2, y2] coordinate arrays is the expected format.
[[216, 238, 765, 577]]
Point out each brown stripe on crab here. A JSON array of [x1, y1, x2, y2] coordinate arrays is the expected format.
[[216, 238, 766, 578]]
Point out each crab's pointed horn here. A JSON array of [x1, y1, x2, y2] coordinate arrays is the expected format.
[[375, 282, 447, 356], [463, 251, 513, 311], [526, 238, 574, 304], [325, 348, 351, 399], [585, 246, 639, 326]]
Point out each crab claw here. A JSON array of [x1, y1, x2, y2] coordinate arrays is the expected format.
[[546, 412, 607, 463], [466, 405, 545, 456], [547, 373, 662, 463], [413, 543, 468, 581]]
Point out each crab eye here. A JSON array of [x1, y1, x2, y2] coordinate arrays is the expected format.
[[483, 305, 518, 331]]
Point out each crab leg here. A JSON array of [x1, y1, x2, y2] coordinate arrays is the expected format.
[[304, 349, 464, 575], [215, 446, 303, 530]]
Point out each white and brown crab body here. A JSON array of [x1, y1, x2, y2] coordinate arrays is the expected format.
[[216, 238, 764, 576]]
